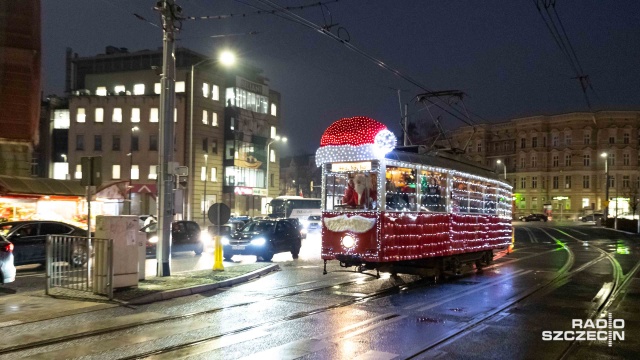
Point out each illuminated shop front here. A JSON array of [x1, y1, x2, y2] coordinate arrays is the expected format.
[[224, 139, 268, 216], [0, 175, 89, 228]]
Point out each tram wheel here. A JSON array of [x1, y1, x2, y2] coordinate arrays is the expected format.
[[357, 265, 366, 273]]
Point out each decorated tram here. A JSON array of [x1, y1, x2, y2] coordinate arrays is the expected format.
[[316, 116, 513, 278]]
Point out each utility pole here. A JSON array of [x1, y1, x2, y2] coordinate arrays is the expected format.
[[156, 0, 179, 276]]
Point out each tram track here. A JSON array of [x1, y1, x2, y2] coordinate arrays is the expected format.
[[0, 230, 582, 358], [0, 237, 556, 358], [404, 225, 639, 359]]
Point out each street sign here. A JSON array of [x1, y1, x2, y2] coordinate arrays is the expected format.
[[553, 196, 569, 200], [208, 203, 231, 225]]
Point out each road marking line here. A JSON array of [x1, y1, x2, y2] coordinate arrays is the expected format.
[[354, 350, 399, 360]]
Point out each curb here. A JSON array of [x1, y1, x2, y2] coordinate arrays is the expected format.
[[124, 264, 280, 305]]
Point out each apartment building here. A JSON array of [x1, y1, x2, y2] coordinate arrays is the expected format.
[[446, 111, 640, 220], [61, 46, 282, 220]]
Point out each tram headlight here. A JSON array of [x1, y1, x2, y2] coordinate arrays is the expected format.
[[341, 235, 355, 249]]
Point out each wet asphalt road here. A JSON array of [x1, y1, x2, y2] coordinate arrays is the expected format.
[[1, 223, 639, 359]]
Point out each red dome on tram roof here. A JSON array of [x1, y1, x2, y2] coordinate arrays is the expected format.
[[320, 116, 388, 147]]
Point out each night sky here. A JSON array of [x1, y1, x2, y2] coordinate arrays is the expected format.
[[42, 0, 640, 156]]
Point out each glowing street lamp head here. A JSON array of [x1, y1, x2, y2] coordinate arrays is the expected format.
[[601, 152, 608, 158], [497, 159, 502, 164], [219, 50, 236, 67], [282, 137, 288, 143]]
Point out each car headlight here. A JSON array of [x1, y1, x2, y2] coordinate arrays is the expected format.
[[199, 232, 212, 245], [149, 236, 158, 244], [221, 236, 230, 245], [250, 237, 266, 246], [341, 235, 355, 248]]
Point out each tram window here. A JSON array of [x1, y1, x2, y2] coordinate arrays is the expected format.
[[385, 166, 416, 211], [484, 185, 497, 215], [468, 180, 484, 213], [325, 171, 378, 211], [419, 171, 446, 212], [452, 177, 470, 213]]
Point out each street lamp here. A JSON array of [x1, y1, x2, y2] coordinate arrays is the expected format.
[[128, 126, 140, 215], [187, 50, 236, 221], [601, 152, 609, 221], [496, 159, 506, 180], [265, 135, 287, 198], [203, 154, 208, 226]]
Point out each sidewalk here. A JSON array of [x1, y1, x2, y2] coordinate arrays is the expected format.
[[46, 262, 280, 305]]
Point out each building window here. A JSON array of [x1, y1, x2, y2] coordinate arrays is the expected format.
[[532, 137, 538, 148], [552, 155, 559, 167], [477, 142, 482, 152], [520, 177, 526, 189], [609, 153, 616, 166], [114, 85, 125, 94], [211, 167, 217, 182], [202, 138, 208, 152], [112, 165, 121, 180], [565, 134, 571, 145], [270, 103, 277, 116], [112, 108, 122, 123], [212, 112, 218, 127], [583, 154, 590, 166], [112, 135, 121, 151], [94, 135, 102, 151], [271, 126, 277, 139], [623, 153, 630, 165], [131, 108, 141, 123], [531, 155, 537, 167], [609, 136, 615, 144], [75, 164, 82, 179], [95, 108, 104, 123], [583, 175, 590, 189], [624, 133, 630, 144], [582, 198, 590, 209], [212, 85, 219, 101], [201, 166, 207, 181], [149, 165, 158, 180], [53, 110, 70, 129], [150, 108, 159, 123], [230, 117, 235, 131], [131, 165, 140, 180], [133, 84, 145, 95], [565, 176, 571, 189], [202, 83, 209, 98], [532, 196, 538, 210], [270, 149, 276, 162], [154, 83, 161, 95], [532, 176, 538, 189], [176, 81, 185, 93], [543, 137, 547, 147], [76, 108, 86, 123], [518, 197, 526, 210], [96, 87, 107, 96], [583, 133, 590, 145], [609, 176, 615, 188], [552, 135, 559, 147], [520, 157, 525, 169], [76, 135, 84, 151], [131, 134, 139, 152], [212, 139, 218, 154], [520, 138, 526, 149], [149, 135, 158, 151], [565, 154, 571, 166], [270, 173, 274, 187], [202, 110, 208, 125], [553, 176, 559, 189], [623, 175, 630, 188]]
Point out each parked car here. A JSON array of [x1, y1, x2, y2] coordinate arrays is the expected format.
[[580, 213, 604, 222], [522, 213, 548, 222], [305, 215, 322, 233], [140, 220, 205, 256], [222, 219, 302, 261], [229, 216, 252, 224], [0, 221, 87, 266], [0, 236, 16, 283]]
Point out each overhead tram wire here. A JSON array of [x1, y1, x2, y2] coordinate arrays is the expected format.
[[533, 0, 596, 109], [184, 0, 344, 21], [250, 0, 479, 128]]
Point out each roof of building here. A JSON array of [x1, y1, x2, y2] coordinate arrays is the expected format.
[[0, 175, 85, 197]]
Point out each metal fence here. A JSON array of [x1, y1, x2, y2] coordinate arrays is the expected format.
[[45, 235, 114, 300]]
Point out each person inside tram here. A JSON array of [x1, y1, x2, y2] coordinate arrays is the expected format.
[[342, 178, 358, 206]]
